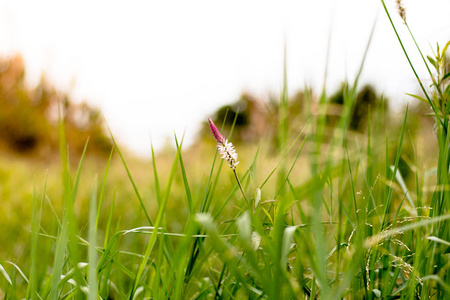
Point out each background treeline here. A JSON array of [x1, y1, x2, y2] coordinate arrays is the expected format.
[[0, 54, 435, 166]]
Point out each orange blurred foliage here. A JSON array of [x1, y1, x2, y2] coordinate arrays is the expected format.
[[0, 55, 112, 161]]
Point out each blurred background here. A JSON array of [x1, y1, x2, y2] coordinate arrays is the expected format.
[[0, 0, 449, 157]]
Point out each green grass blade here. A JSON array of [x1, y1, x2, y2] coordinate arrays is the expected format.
[[65, 139, 90, 291], [88, 177, 98, 300], [260, 119, 311, 190], [0, 263, 12, 285], [274, 128, 308, 199], [380, 0, 443, 129], [96, 147, 114, 228], [27, 173, 47, 300], [175, 135, 193, 212], [381, 106, 408, 229], [151, 142, 162, 206], [49, 217, 69, 299], [49, 114, 72, 300], [107, 123, 153, 226]]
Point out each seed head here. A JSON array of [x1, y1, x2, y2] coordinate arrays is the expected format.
[[208, 118, 239, 169], [395, 0, 406, 21]]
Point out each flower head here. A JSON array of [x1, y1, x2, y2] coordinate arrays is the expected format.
[[218, 140, 239, 169], [208, 118, 239, 169]]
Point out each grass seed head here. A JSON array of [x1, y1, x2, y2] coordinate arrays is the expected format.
[[395, 0, 406, 21]]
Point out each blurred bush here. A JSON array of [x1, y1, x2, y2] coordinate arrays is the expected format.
[[0, 55, 112, 161]]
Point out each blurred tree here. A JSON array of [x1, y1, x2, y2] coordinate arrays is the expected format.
[[351, 84, 379, 131], [328, 83, 388, 132], [0, 55, 112, 161]]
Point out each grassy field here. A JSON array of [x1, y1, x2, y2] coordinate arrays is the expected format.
[[1, 2, 449, 299]]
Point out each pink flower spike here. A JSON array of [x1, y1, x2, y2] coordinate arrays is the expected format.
[[208, 118, 226, 145], [208, 117, 239, 169]]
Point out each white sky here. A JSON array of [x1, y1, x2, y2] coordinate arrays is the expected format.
[[0, 1, 449, 157]]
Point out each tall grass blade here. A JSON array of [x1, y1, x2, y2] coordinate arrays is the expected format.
[[96, 147, 114, 228], [382, 106, 408, 229], [88, 177, 98, 300], [175, 135, 193, 212], [107, 124, 153, 226], [49, 113, 72, 300], [151, 142, 162, 206], [379, 0, 443, 129], [27, 174, 47, 299]]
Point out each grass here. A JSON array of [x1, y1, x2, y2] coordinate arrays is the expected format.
[[0, 2, 449, 299]]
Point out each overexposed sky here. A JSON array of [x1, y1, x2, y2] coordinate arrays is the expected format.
[[0, 1, 449, 156]]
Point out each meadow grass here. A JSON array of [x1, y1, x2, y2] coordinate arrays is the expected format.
[[0, 2, 449, 299]]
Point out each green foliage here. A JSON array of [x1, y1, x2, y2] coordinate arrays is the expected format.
[[381, 0, 450, 298]]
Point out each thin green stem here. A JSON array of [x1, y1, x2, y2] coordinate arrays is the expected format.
[[233, 169, 248, 204], [380, 0, 445, 130]]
